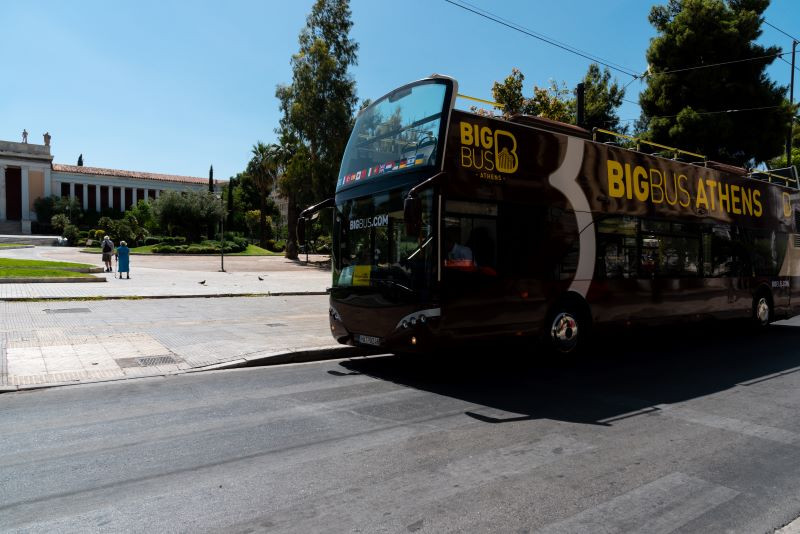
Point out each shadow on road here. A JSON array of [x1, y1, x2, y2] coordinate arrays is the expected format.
[[336, 322, 800, 426]]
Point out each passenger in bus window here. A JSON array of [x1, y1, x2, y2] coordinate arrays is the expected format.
[[444, 226, 473, 267]]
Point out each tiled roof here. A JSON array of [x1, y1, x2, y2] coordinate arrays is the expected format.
[[52, 164, 216, 185]]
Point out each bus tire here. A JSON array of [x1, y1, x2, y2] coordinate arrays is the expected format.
[[547, 298, 590, 355], [752, 289, 773, 328]]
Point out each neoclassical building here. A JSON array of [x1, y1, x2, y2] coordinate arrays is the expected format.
[[0, 135, 216, 234]]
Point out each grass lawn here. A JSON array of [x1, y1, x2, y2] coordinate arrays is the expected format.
[[81, 244, 280, 256], [0, 258, 95, 269], [0, 244, 32, 248], [0, 268, 93, 278]]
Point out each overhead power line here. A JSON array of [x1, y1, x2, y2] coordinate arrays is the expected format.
[[619, 104, 785, 122], [764, 20, 800, 43], [443, 0, 641, 78], [649, 51, 789, 76], [444, 1, 794, 84], [779, 56, 800, 73]]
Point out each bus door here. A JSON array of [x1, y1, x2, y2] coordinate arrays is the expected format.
[[440, 200, 503, 336]]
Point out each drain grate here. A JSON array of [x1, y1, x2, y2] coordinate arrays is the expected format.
[[266, 323, 287, 327], [137, 356, 178, 367], [44, 308, 91, 314]]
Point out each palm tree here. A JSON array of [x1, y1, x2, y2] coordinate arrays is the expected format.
[[247, 142, 285, 248]]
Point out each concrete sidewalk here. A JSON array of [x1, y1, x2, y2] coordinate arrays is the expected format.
[[0, 246, 358, 391], [0, 295, 367, 392]]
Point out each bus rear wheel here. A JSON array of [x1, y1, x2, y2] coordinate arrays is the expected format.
[[547, 301, 589, 355], [753, 292, 772, 328]]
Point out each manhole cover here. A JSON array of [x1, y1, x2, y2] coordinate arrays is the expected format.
[[44, 308, 91, 314], [137, 356, 178, 367]]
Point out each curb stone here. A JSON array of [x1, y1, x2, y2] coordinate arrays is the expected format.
[[0, 291, 329, 302], [1, 345, 378, 393]]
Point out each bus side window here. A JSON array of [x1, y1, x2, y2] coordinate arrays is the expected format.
[[443, 202, 498, 275], [703, 224, 746, 277], [596, 216, 638, 279]]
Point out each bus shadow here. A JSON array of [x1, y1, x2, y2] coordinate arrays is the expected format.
[[336, 322, 800, 426]]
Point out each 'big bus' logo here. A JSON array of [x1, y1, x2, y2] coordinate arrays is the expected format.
[[459, 121, 518, 179]]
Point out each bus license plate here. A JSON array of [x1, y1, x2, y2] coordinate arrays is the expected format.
[[356, 334, 381, 346]]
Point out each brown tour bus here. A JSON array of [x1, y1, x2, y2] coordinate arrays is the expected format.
[[298, 75, 800, 354]]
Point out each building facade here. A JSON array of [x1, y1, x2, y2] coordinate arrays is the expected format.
[[0, 137, 215, 234]]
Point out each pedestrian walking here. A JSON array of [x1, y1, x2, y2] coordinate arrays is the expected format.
[[115, 241, 130, 279], [101, 236, 115, 272]]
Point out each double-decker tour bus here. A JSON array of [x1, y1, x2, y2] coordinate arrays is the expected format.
[[299, 75, 800, 354]]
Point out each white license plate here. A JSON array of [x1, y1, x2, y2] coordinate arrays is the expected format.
[[356, 334, 381, 346]]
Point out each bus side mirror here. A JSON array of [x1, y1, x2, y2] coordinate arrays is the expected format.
[[296, 218, 306, 244], [404, 196, 421, 236]]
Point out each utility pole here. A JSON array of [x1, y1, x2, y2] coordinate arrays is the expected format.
[[576, 82, 586, 129], [787, 40, 797, 167]]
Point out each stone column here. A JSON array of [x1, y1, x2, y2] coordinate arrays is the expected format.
[[155, 189, 160, 199], [95, 185, 101, 212], [145, 188, 151, 202], [44, 166, 52, 197], [82, 184, 88, 211], [120, 187, 126, 212], [69, 182, 75, 201], [0, 165, 6, 222], [108, 186, 114, 210], [21, 166, 30, 220]]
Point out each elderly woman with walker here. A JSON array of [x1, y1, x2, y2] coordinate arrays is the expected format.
[[115, 241, 131, 279]]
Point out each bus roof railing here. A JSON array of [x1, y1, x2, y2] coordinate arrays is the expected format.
[[747, 166, 799, 188], [592, 128, 707, 161]]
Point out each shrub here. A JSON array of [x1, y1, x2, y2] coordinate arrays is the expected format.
[[94, 229, 106, 241], [62, 224, 80, 245], [78, 230, 89, 239], [153, 245, 176, 254], [51, 214, 69, 234]]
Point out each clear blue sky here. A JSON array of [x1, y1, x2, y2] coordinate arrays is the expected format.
[[2, 0, 798, 180]]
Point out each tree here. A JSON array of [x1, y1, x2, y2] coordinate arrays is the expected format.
[[77, 154, 83, 166], [276, 0, 358, 259], [639, 0, 792, 165], [485, 65, 624, 128], [208, 165, 214, 193], [582, 64, 626, 132], [246, 142, 284, 248], [153, 190, 225, 242], [487, 68, 574, 122]]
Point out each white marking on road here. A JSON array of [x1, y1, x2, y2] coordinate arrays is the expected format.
[[661, 407, 800, 445], [539, 472, 738, 534]]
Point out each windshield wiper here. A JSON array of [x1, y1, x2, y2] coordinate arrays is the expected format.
[[373, 278, 414, 294]]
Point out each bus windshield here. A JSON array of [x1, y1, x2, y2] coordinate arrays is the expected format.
[[336, 81, 447, 191], [333, 189, 435, 297]]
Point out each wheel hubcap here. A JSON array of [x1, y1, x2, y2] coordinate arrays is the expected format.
[[551, 312, 579, 352], [756, 297, 769, 324]]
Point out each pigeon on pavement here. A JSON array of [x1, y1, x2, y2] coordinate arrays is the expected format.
[[199, 280, 206, 285]]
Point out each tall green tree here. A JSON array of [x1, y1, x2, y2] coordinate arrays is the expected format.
[[582, 64, 626, 132], [276, 0, 358, 259], [246, 142, 285, 248], [639, 0, 792, 165]]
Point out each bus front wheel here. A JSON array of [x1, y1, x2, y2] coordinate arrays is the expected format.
[[547, 301, 590, 354]]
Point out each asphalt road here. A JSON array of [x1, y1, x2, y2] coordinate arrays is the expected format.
[[3, 321, 800, 532]]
